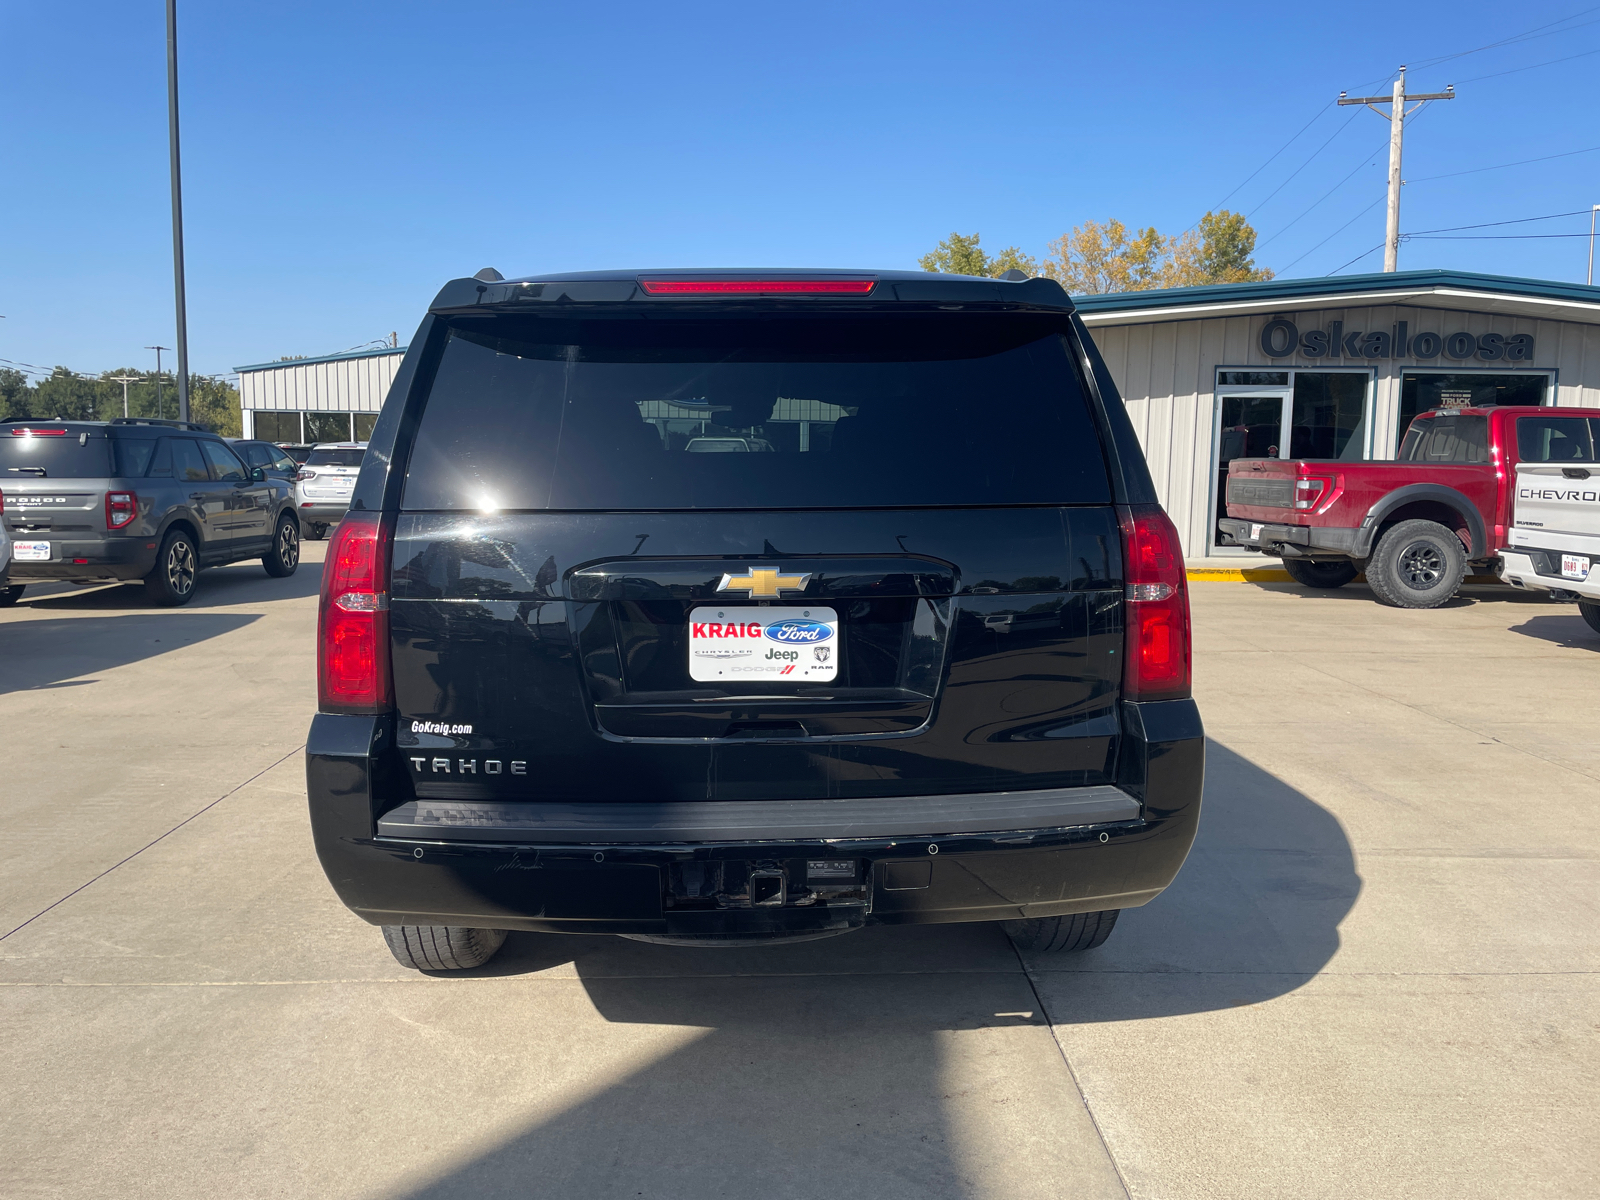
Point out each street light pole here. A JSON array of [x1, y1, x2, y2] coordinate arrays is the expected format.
[[1589, 204, 1599, 286], [146, 346, 170, 418], [166, 0, 191, 424], [109, 375, 140, 419]]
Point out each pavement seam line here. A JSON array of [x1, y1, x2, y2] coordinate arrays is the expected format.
[[0, 744, 306, 943], [1009, 936, 1135, 1200]]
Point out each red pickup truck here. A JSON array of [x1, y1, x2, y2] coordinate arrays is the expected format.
[[1219, 405, 1600, 608]]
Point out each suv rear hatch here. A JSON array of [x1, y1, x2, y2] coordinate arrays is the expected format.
[[0, 425, 126, 536], [387, 308, 1127, 806]]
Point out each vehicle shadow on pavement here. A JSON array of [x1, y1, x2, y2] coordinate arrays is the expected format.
[[16, 561, 324, 611], [0, 613, 260, 694], [384, 741, 1356, 1199], [1507, 611, 1600, 651]]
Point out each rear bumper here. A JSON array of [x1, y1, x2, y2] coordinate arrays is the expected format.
[[296, 499, 350, 525], [1, 532, 157, 581], [1497, 548, 1600, 599], [1218, 517, 1362, 558], [305, 700, 1205, 935]]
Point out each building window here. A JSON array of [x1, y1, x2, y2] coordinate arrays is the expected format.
[[353, 412, 379, 441], [305, 412, 353, 443], [1398, 372, 1550, 444], [253, 411, 302, 442]]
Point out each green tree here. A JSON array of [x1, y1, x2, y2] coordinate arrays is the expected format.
[[188, 375, 242, 436], [32, 368, 107, 420], [0, 368, 32, 420], [919, 232, 1038, 279], [1164, 210, 1274, 287], [1040, 220, 1167, 294]]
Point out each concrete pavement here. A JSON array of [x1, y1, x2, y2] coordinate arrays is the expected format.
[[1, 559, 1595, 1198]]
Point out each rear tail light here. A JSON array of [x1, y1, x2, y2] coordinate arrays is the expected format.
[[1294, 476, 1335, 510], [295, 469, 315, 482], [105, 491, 137, 529], [1118, 505, 1192, 702], [637, 278, 877, 295], [317, 511, 393, 713]]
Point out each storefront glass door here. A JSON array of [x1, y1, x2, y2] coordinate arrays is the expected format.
[[1212, 370, 1372, 552]]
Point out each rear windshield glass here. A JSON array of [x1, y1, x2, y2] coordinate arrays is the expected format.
[[1399, 415, 1489, 463], [307, 448, 366, 467], [1, 431, 111, 478], [401, 314, 1110, 511], [1516, 415, 1599, 462]]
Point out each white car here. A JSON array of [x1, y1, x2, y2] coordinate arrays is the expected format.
[[293, 442, 367, 540], [1498, 458, 1600, 634]]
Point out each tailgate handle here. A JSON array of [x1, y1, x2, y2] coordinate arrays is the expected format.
[[1561, 468, 1591, 480]]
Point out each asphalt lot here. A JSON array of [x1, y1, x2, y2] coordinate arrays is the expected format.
[[2, 551, 1596, 1199]]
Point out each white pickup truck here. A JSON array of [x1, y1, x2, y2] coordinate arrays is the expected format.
[[1499, 460, 1600, 634]]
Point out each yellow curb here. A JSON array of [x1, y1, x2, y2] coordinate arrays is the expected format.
[[1185, 567, 1291, 582]]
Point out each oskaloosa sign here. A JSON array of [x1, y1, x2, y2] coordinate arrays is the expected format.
[[1259, 318, 1534, 362]]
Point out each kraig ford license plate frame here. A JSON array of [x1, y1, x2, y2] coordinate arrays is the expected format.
[[688, 606, 839, 683]]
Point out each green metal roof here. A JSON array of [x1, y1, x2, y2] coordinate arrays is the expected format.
[[235, 345, 407, 374], [1070, 269, 1600, 315]]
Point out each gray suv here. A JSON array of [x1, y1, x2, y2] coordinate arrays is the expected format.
[[0, 417, 301, 605]]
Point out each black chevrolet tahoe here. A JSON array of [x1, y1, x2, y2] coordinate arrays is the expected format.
[[306, 269, 1204, 969], [1, 418, 301, 605]]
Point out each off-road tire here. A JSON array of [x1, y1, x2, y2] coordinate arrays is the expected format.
[[262, 514, 300, 578], [1366, 519, 1466, 609], [1002, 909, 1120, 953], [1579, 600, 1600, 636], [1282, 558, 1359, 590], [143, 530, 200, 607], [0, 584, 24, 605], [304, 523, 328, 542], [382, 925, 507, 971]]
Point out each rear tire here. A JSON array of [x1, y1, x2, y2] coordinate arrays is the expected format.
[[262, 514, 300, 577], [382, 925, 507, 971], [1366, 519, 1466, 609], [1579, 600, 1600, 636], [0, 584, 23, 605], [143, 530, 199, 607], [303, 523, 327, 542], [1002, 909, 1120, 952], [1282, 558, 1358, 590]]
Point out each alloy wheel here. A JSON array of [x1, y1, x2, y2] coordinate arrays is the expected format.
[[1397, 542, 1445, 590], [278, 522, 300, 570], [167, 541, 196, 596]]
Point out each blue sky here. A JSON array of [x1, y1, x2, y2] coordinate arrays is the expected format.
[[3, 1, 1598, 378]]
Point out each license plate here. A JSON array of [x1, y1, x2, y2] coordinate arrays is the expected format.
[[13, 541, 50, 561], [1250, 524, 1264, 540], [1562, 554, 1590, 580], [689, 606, 838, 682]]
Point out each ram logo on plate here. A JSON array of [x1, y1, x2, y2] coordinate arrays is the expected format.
[[689, 606, 838, 682]]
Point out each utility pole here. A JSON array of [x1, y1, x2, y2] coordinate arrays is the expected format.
[[166, 0, 191, 424], [146, 346, 170, 418], [1339, 67, 1455, 272], [109, 375, 140, 419]]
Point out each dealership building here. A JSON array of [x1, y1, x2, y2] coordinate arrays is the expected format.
[[1075, 269, 1600, 561], [234, 269, 1600, 562], [236, 345, 407, 445]]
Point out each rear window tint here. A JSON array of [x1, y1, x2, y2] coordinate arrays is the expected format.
[[1402, 415, 1488, 463], [1516, 415, 1598, 462], [307, 448, 366, 467], [1, 431, 111, 478], [402, 314, 1109, 511], [112, 438, 157, 477]]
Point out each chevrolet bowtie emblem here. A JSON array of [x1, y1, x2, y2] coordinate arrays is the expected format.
[[716, 568, 812, 599]]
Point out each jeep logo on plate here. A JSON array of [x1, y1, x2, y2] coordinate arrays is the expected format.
[[764, 619, 832, 644]]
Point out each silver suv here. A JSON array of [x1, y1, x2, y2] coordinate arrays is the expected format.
[[294, 442, 366, 540]]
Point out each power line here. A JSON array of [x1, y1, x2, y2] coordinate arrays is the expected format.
[[1407, 6, 1600, 69], [1455, 44, 1600, 83], [1406, 209, 1595, 234], [1409, 144, 1600, 182], [1328, 243, 1388, 275], [1186, 101, 1337, 232], [1258, 139, 1388, 249], [1280, 196, 1386, 273], [1408, 232, 1597, 240], [1247, 108, 1369, 220]]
